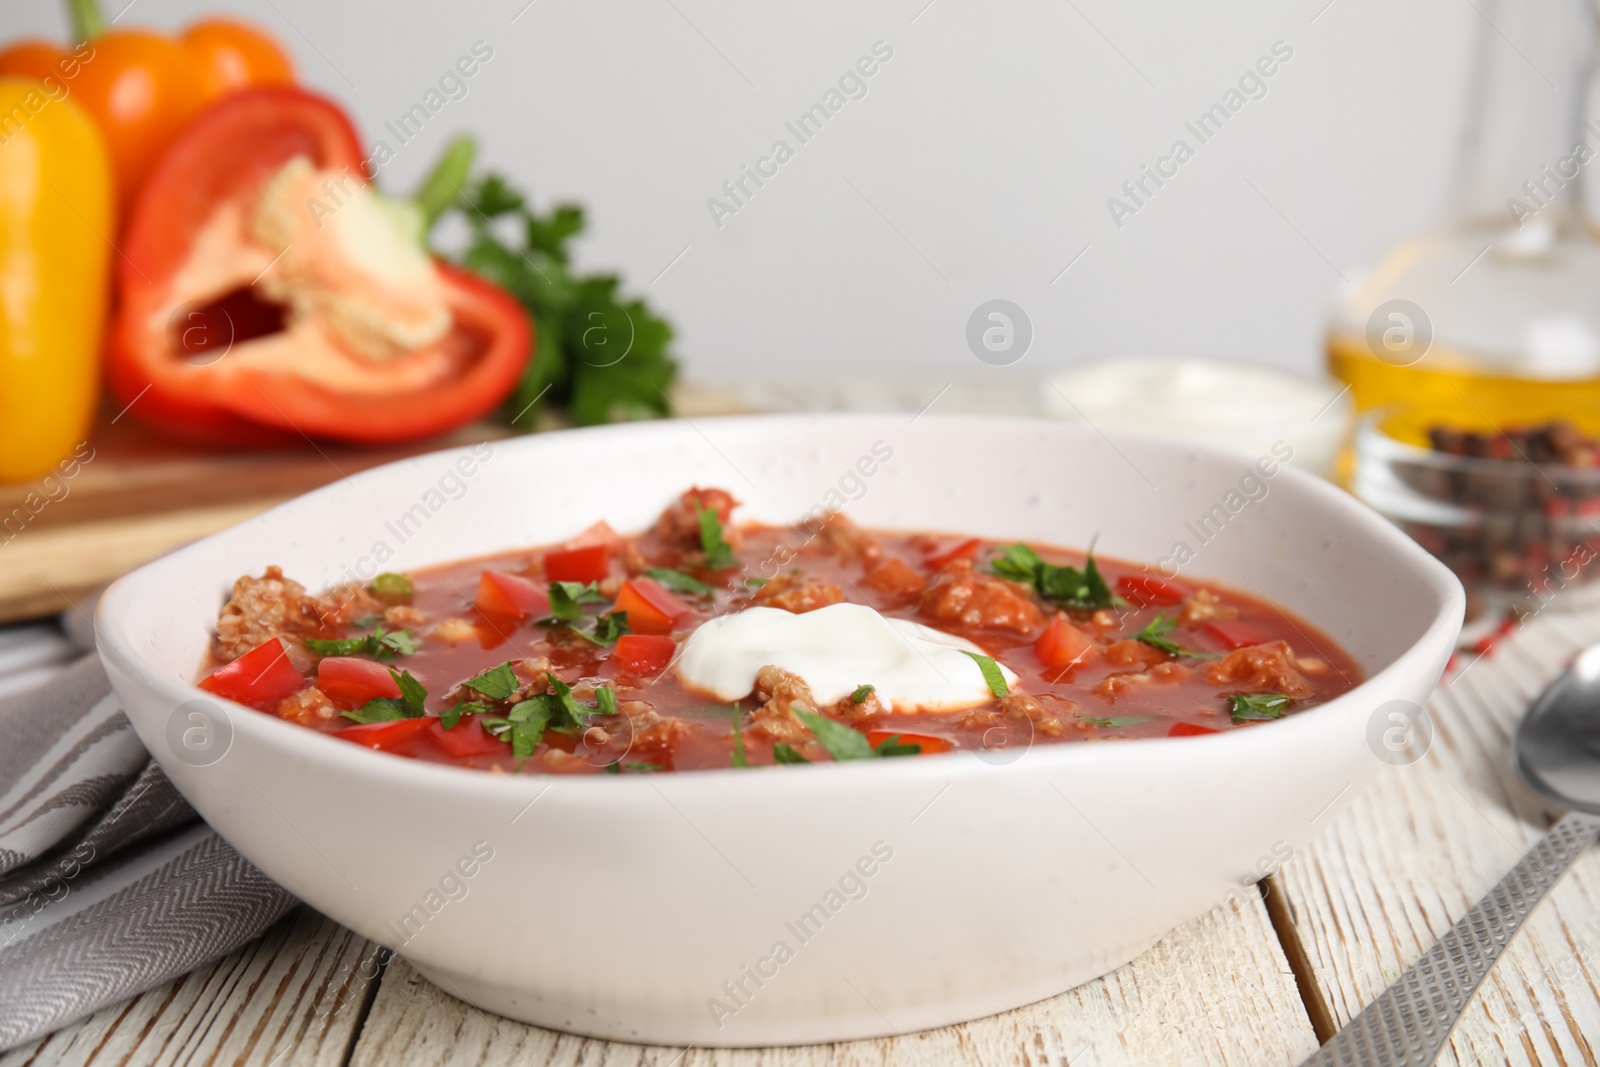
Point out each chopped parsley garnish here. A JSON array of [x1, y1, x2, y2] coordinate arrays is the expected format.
[[542, 582, 628, 645], [792, 706, 875, 761], [595, 686, 618, 715], [462, 662, 520, 701], [990, 540, 1119, 610], [547, 580, 605, 622], [578, 611, 629, 645], [342, 668, 428, 723], [351, 614, 381, 629], [506, 697, 554, 757], [605, 760, 666, 774], [730, 705, 749, 768], [851, 684, 875, 704], [772, 743, 809, 764], [645, 567, 715, 597], [545, 673, 595, 729], [871, 733, 923, 757], [1231, 693, 1291, 723], [439, 700, 493, 730], [304, 628, 418, 659], [745, 577, 768, 588], [1132, 614, 1221, 660], [960, 650, 1011, 698], [698, 506, 737, 570], [1080, 715, 1154, 728]]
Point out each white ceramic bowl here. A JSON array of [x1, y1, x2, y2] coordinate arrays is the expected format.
[[96, 415, 1462, 1046]]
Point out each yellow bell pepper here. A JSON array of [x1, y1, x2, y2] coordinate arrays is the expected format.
[[0, 77, 111, 483]]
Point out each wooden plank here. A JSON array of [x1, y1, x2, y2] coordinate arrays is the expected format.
[[1, 907, 381, 1067], [0, 503, 291, 625], [1275, 609, 1600, 1067], [348, 889, 1318, 1067]]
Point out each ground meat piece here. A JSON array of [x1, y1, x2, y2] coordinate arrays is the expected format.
[[751, 573, 844, 614], [216, 566, 332, 662], [918, 560, 1043, 634], [653, 487, 739, 549], [1178, 589, 1238, 626], [1089, 610, 1120, 633], [277, 686, 338, 727], [383, 605, 426, 628], [632, 715, 690, 754], [800, 512, 881, 566], [432, 618, 476, 646], [863, 557, 926, 599], [316, 581, 385, 625], [1095, 661, 1192, 700], [1202, 640, 1312, 698], [748, 665, 815, 744], [538, 749, 591, 773], [1103, 639, 1169, 669]]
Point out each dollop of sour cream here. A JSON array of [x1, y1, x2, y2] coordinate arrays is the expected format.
[[675, 603, 1017, 713]]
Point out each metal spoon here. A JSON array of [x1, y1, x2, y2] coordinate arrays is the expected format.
[[1300, 645, 1600, 1066]]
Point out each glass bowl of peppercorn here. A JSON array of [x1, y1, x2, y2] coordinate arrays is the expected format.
[[1353, 402, 1600, 626]]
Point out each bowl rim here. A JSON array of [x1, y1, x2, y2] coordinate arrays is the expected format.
[[95, 412, 1466, 796]]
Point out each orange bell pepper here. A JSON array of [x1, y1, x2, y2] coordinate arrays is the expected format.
[[0, 0, 294, 213]]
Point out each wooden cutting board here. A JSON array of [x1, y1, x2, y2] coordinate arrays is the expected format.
[[0, 384, 755, 624]]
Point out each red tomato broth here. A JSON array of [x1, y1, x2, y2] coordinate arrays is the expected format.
[[196, 490, 1362, 774]]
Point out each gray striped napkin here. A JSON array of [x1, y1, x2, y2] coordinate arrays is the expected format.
[[0, 652, 296, 1051]]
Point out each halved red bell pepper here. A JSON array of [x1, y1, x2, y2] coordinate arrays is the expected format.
[[109, 86, 530, 446], [613, 578, 689, 634], [198, 638, 305, 708]]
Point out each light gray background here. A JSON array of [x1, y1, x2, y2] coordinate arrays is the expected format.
[[6, 0, 1478, 382]]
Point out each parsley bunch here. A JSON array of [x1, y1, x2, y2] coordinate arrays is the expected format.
[[422, 141, 678, 429]]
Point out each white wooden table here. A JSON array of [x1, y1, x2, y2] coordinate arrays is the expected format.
[[7, 608, 1600, 1067]]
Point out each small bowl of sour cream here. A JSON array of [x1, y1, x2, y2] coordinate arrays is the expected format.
[[1041, 356, 1351, 479]]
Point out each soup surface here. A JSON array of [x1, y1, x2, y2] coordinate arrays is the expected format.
[[196, 488, 1362, 772]]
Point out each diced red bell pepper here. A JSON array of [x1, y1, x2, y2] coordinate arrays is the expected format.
[[1117, 574, 1191, 608], [1034, 617, 1095, 671], [612, 578, 690, 634], [1168, 722, 1221, 737], [429, 717, 508, 758], [866, 729, 953, 754], [1203, 619, 1270, 651], [612, 634, 677, 675], [198, 638, 305, 708], [566, 520, 621, 548], [333, 717, 433, 752], [924, 538, 981, 569], [476, 570, 550, 620], [107, 87, 531, 447], [316, 656, 401, 710], [544, 544, 609, 584]]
